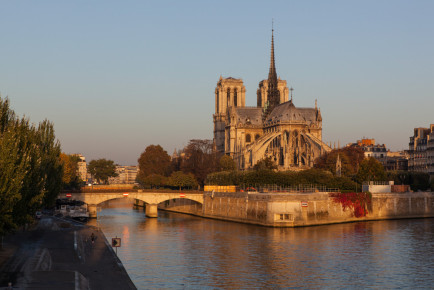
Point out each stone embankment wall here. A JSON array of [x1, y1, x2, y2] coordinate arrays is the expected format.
[[370, 192, 434, 219], [202, 192, 332, 227], [160, 191, 434, 227], [156, 199, 203, 216]]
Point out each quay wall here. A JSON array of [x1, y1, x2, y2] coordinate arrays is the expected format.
[[157, 198, 203, 215], [160, 191, 434, 227]]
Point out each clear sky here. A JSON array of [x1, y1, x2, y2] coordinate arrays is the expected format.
[[1, 0, 433, 165]]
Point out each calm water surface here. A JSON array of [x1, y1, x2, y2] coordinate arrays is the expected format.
[[89, 199, 434, 289]]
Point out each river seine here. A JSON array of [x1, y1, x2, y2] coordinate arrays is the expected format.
[[89, 199, 434, 289]]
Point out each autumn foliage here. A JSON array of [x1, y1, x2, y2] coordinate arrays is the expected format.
[[314, 147, 365, 177], [329, 192, 372, 218]]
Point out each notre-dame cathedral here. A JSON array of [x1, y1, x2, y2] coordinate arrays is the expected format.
[[213, 30, 331, 171]]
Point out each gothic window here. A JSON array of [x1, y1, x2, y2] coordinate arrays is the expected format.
[[234, 88, 238, 107], [255, 134, 260, 140], [227, 88, 231, 107], [216, 91, 219, 112], [246, 134, 251, 143]]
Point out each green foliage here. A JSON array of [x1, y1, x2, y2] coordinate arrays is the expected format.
[[206, 168, 358, 191], [387, 171, 431, 191], [219, 155, 236, 171], [205, 171, 235, 186], [0, 97, 63, 233], [38, 120, 63, 207], [137, 145, 172, 185], [168, 171, 198, 190], [356, 157, 386, 183], [253, 156, 277, 171], [141, 174, 167, 188], [0, 117, 28, 233], [88, 159, 118, 184]]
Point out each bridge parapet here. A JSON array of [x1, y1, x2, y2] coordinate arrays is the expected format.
[[58, 191, 204, 218]]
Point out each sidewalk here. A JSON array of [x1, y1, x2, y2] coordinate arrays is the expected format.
[[0, 217, 136, 289]]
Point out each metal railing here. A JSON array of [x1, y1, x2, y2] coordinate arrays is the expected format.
[[238, 184, 339, 193]]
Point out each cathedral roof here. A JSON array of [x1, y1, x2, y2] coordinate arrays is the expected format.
[[233, 107, 263, 126], [265, 101, 319, 124]]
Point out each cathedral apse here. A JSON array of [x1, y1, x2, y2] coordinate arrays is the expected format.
[[213, 29, 331, 171]]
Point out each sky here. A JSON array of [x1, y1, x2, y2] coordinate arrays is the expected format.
[[1, 0, 433, 165]]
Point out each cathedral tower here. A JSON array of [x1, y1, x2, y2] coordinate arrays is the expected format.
[[213, 76, 246, 153], [212, 26, 331, 170]]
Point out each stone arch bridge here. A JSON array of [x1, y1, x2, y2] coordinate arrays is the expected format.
[[59, 191, 204, 218]]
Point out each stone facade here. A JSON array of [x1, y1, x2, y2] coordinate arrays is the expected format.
[[347, 138, 387, 159], [257, 78, 289, 107], [428, 125, 434, 178], [408, 125, 434, 178], [162, 191, 434, 227], [213, 30, 330, 171], [214, 77, 246, 153], [109, 165, 138, 184], [72, 154, 87, 182], [347, 139, 409, 171], [385, 151, 409, 171]]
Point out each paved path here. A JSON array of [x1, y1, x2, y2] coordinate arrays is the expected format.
[[0, 216, 136, 289]]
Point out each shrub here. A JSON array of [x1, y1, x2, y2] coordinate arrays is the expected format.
[[330, 192, 372, 217]]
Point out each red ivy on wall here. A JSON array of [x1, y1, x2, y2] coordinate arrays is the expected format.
[[330, 192, 372, 218]]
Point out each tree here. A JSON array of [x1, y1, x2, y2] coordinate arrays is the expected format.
[[168, 171, 198, 190], [88, 159, 118, 184], [314, 147, 365, 177], [219, 155, 236, 171], [60, 153, 77, 184], [13, 119, 63, 225], [205, 167, 358, 191], [60, 153, 82, 189], [387, 171, 431, 191], [140, 174, 167, 188], [356, 157, 386, 183], [0, 105, 28, 234], [137, 145, 172, 185], [1, 97, 63, 231], [37, 120, 63, 207], [253, 156, 277, 171], [181, 139, 219, 186]]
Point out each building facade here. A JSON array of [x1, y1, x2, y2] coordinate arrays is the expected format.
[[429, 126, 434, 177], [73, 154, 87, 182], [408, 125, 434, 178], [385, 151, 409, 171], [347, 139, 387, 159], [109, 166, 139, 184], [347, 138, 408, 171], [213, 30, 331, 171]]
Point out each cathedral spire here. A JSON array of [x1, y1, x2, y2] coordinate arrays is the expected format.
[[268, 26, 277, 82], [264, 23, 280, 118]]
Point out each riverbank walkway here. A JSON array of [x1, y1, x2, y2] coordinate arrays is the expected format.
[[0, 216, 136, 289]]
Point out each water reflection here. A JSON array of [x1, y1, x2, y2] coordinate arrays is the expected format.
[[90, 199, 434, 289]]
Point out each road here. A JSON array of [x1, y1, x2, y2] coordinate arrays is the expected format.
[[0, 216, 136, 290]]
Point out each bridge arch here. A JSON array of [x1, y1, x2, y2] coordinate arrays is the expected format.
[[58, 192, 204, 218]]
